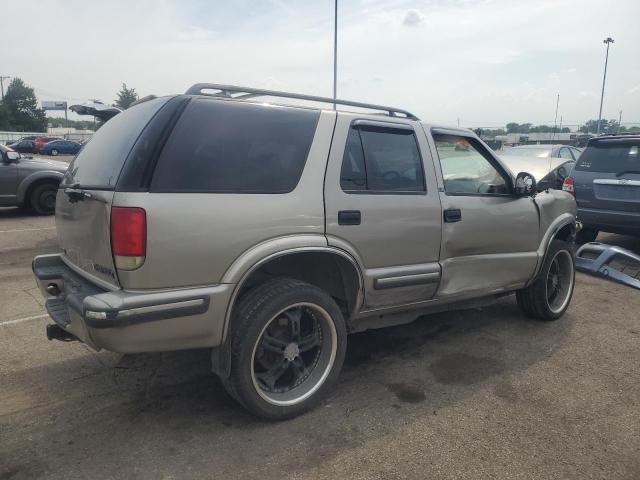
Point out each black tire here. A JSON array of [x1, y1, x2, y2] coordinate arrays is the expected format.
[[516, 239, 575, 321], [30, 183, 58, 215], [576, 227, 598, 244], [224, 277, 347, 420], [50, 149, 58, 156]]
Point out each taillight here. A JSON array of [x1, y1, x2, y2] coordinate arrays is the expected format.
[[562, 176, 575, 197], [111, 207, 146, 270]]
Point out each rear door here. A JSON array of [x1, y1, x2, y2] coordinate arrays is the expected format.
[[325, 115, 442, 309], [56, 96, 170, 288], [573, 138, 640, 214]]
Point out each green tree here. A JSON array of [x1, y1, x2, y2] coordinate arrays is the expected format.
[[114, 83, 139, 109], [0, 102, 11, 130], [2, 78, 46, 131], [578, 119, 623, 134]]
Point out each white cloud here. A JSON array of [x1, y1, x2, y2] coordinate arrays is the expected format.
[[402, 9, 424, 27], [0, 0, 638, 126]]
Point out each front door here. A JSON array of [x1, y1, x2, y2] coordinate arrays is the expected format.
[[428, 130, 540, 298], [325, 115, 442, 310]]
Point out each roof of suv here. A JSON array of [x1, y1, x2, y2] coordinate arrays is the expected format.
[[184, 83, 420, 121], [587, 135, 640, 145]]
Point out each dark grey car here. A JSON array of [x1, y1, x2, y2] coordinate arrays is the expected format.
[[0, 145, 68, 214], [567, 135, 640, 242]]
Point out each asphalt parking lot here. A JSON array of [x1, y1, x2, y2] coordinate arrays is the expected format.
[[1, 209, 639, 480]]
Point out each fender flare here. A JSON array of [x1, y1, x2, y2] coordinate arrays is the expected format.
[[531, 213, 577, 280], [16, 171, 64, 204], [212, 236, 365, 378]]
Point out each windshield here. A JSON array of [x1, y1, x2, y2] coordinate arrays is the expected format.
[[575, 140, 640, 173], [62, 96, 169, 189], [504, 147, 552, 158]]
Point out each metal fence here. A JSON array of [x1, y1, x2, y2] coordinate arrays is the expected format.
[[0, 130, 93, 145]]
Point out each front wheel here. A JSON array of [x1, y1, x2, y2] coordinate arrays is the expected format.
[[50, 149, 59, 156], [30, 183, 58, 215], [224, 278, 347, 420], [516, 239, 575, 321]]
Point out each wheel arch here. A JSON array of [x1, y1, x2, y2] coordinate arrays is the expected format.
[[213, 244, 364, 378], [532, 213, 576, 279], [17, 172, 63, 206]]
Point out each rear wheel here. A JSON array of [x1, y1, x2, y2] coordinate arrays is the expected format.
[[30, 183, 58, 215], [224, 278, 347, 420], [50, 149, 59, 156], [516, 239, 575, 321]]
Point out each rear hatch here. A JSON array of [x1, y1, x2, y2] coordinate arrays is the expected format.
[[573, 137, 640, 213], [56, 97, 170, 288]]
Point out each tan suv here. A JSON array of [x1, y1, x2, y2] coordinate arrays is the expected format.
[[33, 84, 578, 419]]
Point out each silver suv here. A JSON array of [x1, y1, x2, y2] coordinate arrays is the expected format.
[[33, 84, 578, 419]]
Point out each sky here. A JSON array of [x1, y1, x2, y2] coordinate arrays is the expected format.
[[2, 0, 639, 128]]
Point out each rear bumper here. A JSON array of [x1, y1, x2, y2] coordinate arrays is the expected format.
[[577, 207, 640, 234], [32, 254, 233, 353]]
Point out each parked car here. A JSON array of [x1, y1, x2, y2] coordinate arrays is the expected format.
[[504, 144, 582, 161], [563, 135, 640, 242], [33, 84, 578, 420], [34, 136, 63, 152], [499, 154, 574, 191], [39, 139, 82, 156], [8, 139, 37, 154], [0, 145, 68, 214]]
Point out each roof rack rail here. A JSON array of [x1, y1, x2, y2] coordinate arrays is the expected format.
[[184, 83, 419, 120]]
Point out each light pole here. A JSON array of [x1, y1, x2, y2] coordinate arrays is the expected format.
[[597, 37, 614, 135], [333, 0, 337, 109]]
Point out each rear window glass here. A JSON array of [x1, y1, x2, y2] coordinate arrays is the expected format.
[[575, 140, 640, 173], [62, 97, 169, 189], [150, 99, 319, 193]]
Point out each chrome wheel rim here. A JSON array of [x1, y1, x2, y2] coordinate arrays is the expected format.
[[250, 302, 337, 406], [545, 250, 574, 314]]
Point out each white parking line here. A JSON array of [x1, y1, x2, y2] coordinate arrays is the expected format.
[[0, 313, 48, 326], [0, 227, 56, 234]]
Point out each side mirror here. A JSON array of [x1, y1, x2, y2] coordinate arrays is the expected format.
[[514, 172, 536, 197], [5, 151, 20, 163]]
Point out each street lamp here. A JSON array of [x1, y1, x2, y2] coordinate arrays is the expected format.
[[333, 0, 337, 110], [596, 37, 614, 135]]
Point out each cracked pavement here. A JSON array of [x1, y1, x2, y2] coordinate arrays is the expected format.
[[1, 206, 639, 480]]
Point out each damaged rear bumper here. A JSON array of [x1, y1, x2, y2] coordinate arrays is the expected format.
[[32, 254, 233, 352]]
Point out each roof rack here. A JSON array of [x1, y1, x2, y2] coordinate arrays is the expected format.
[[184, 83, 419, 120]]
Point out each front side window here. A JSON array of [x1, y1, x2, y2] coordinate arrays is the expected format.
[[340, 124, 425, 193], [433, 134, 509, 195]]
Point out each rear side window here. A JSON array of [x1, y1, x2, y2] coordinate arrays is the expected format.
[[62, 97, 169, 189], [575, 140, 640, 173], [151, 99, 320, 193], [340, 124, 425, 193]]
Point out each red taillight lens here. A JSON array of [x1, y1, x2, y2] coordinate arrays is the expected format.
[[562, 176, 575, 197], [111, 207, 146, 270]]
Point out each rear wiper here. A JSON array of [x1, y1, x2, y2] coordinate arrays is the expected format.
[[63, 184, 107, 203], [615, 170, 640, 177]]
